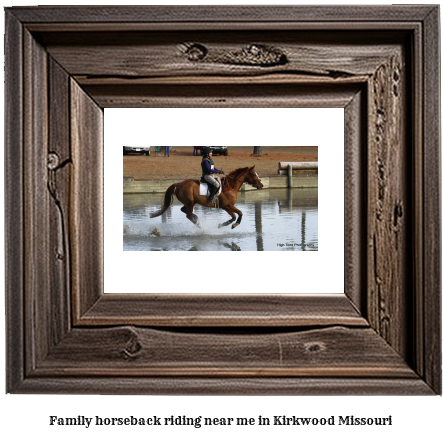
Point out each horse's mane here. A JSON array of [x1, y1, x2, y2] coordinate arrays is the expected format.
[[223, 167, 250, 190], [227, 167, 249, 178]]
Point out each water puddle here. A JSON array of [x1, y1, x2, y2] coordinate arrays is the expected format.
[[124, 188, 318, 251]]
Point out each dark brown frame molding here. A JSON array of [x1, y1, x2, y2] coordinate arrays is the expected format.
[[5, 6, 441, 394]]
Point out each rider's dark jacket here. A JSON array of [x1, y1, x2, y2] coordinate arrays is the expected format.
[[201, 157, 220, 177]]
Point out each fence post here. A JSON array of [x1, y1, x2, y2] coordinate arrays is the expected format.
[[287, 164, 293, 188]]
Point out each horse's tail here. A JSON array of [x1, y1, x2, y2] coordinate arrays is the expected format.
[[149, 183, 178, 218]]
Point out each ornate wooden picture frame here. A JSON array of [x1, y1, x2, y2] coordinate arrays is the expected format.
[[5, 6, 441, 394]]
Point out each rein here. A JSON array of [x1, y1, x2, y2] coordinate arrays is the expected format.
[[224, 174, 243, 184], [223, 169, 261, 188]]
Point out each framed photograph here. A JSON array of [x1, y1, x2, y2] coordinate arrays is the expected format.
[[122, 144, 319, 252], [111, 107, 338, 296], [5, 5, 440, 394]]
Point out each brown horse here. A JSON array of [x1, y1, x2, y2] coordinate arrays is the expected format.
[[150, 166, 263, 229]]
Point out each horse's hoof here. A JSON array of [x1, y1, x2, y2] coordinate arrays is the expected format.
[[232, 223, 239, 229]]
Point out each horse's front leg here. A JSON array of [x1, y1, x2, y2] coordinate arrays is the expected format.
[[218, 206, 236, 228], [229, 205, 243, 229]]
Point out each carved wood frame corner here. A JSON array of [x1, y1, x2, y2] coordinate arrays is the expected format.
[[5, 5, 441, 394]]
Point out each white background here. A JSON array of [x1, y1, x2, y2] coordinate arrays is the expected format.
[[106, 108, 343, 294], [1, 1, 442, 438]]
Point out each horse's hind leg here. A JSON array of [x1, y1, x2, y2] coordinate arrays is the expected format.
[[218, 206, 236, 228], [180, 205, 197, 222], [183, 203, 199, 225]]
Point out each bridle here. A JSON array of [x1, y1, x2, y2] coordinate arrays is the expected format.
[[249, 169, 262, 188]]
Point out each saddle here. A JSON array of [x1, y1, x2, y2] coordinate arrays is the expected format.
[[199, 176, 222, 198]]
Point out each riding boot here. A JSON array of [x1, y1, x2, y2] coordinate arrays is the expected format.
[[207, 184, 218, 204]]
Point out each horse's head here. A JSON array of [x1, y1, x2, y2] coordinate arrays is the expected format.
[[247, 166, 263, 189]]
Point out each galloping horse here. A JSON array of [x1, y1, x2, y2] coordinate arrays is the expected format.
[[150, 166, 263, 229]]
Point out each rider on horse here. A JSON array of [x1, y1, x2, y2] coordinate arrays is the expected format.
[[201, 147, 225, 204]]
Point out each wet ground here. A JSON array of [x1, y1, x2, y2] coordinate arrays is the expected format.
[[123, 188, 318, 251]]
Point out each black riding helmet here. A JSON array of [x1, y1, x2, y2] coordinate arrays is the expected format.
[[202, 147, 212, 156]]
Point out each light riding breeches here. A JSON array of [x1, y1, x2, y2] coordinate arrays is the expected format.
[[203, 174, 220, 188]]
